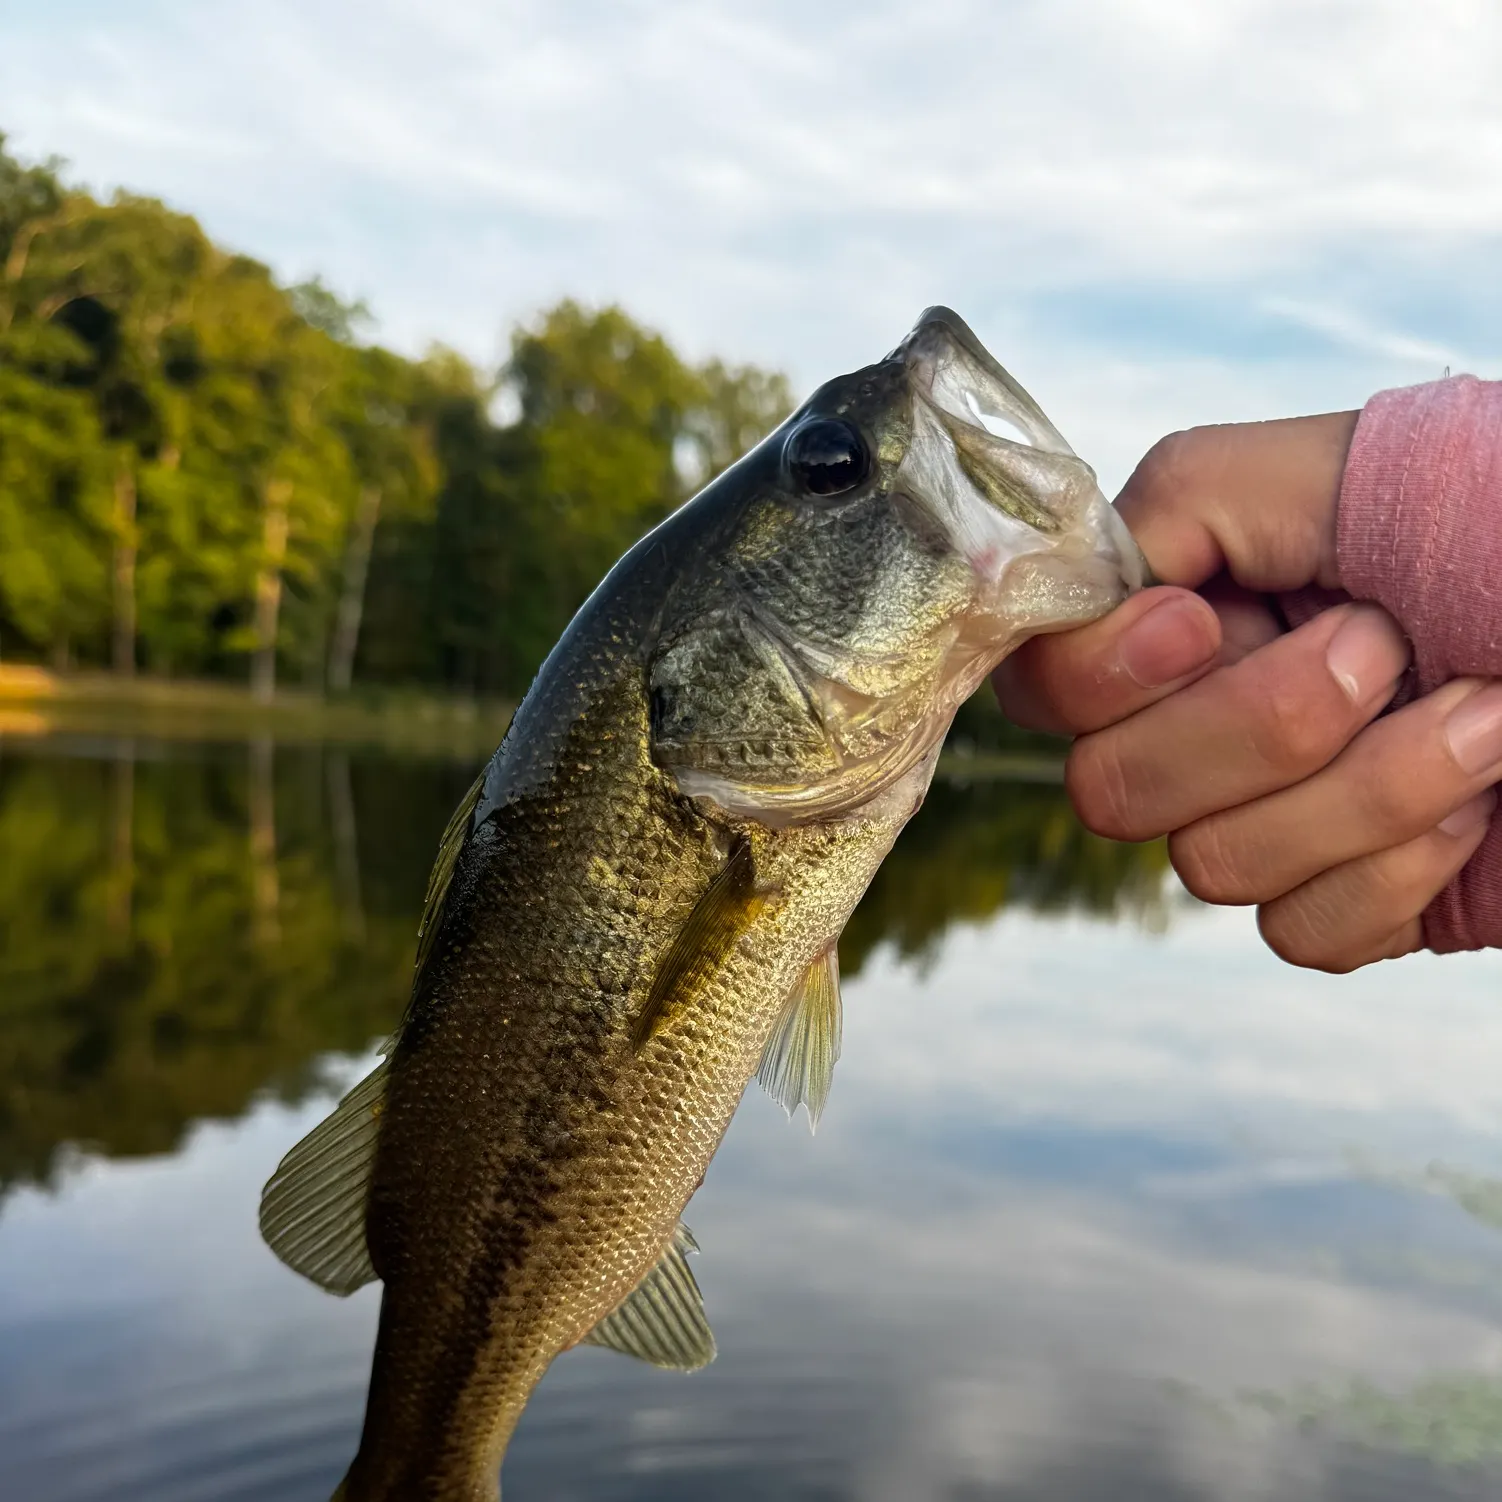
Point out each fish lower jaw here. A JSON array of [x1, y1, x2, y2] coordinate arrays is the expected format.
[[970, 505, 1138, 639], [670, 691, 971, 832]]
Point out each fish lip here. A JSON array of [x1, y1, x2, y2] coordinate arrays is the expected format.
[[906, 306, 1016, 394], [890, 306, 1153, 593], [892, 307, 1075, 459]]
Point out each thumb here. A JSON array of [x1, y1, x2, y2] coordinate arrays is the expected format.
[[1118, 411, 1359, 594]]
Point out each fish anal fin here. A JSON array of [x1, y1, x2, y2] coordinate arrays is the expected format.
[[258, 1057, 388, 1295], [632, 835, 770, 1051], [757, 943, 842, 1131], [580, 1222, 716, 1371]]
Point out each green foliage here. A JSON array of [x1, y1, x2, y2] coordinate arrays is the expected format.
[[0, 134, 795, 698], [0, 358, 111, 656]]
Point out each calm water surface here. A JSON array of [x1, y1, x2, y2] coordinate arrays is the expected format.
[[3, 734, 1502, 1501]]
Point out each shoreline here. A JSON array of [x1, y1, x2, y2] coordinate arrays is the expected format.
[[0, 665, 517, 760], [0, 665, 1067, 782]]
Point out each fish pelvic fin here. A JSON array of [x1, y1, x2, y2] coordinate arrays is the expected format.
[[631, 834, 771, 1051], [758, 943, 843, 1131], [258, 1052, 390, 1295], [580, 1222, 716, 1370]]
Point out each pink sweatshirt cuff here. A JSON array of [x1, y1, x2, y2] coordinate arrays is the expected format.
[[1339, 376, 1502, 952]]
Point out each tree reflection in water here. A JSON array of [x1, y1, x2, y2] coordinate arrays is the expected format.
[[0, 737, 1167, 1201]]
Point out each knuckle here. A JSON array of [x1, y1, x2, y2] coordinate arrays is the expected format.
[[989, 660, 1044, 730], [1257, 890, 1355, 973], [1066, 735, 1147, 841], [992, 650, 1073, 734], [1169, 822, 1257, 905], [1130, 430, 1201, 506], [1240, 672, 1341, 777], [1352, 756, 1433, 843]]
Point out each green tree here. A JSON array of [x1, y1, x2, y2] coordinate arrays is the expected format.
[[686, 357, 795, 482], [0, 134, 794, 700], [414, 302, 794, 697]]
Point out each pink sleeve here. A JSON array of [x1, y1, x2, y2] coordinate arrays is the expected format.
[[1337, 376, 1502, 952]]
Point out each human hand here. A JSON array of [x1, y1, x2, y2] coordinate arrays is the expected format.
[[995, 415, 1502, 972]]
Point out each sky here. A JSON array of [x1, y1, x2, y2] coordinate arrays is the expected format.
[[4, 0, 1502, 489]]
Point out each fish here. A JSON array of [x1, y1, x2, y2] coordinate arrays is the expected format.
[[258, 307, 1147, 1501]]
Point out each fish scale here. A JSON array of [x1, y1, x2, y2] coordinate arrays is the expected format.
[[260, 307, 1147, 1500]]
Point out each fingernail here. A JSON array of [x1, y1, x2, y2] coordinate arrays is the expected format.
[[1444, 684, 1502, 775], [1325, 605, 1410, 705], [1118, 596, 1217, 689], [1439, 787, 1498, 837]]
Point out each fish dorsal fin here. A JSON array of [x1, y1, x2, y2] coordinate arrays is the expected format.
[[258, 1052, 390, 1295], [581, 1222, 716, 1370], [758, 944, 842, 1132], [413, 767, 486, 985], [632, 835, 770, 1051]]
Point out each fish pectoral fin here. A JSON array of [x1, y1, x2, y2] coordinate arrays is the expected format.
[[258, 1054, 389, 1295], [757, 944, 842, 1132], [580, 1222, 716, 1371], [631, 834, 769, 1052]]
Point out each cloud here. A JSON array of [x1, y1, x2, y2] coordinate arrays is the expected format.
[[1260, 296, 1469, 372], [831, 904, 1502, 1145], [4, 0, 1502, 484]]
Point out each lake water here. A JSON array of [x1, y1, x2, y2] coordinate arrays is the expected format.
[[3, 734, 1502, 1501]]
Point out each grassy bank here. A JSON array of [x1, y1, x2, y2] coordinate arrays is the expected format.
[[0, 665, 517, 760]]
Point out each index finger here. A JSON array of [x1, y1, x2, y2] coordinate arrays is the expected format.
[[994, 585, 1223, 736]]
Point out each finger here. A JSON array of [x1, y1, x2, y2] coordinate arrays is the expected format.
[[1172, 680, 1502, 905], [1118, 412, 1359, 593], [994, 586, 1221, 735], [1256, 795, 1495, 973], [1067, 602, 1411, 842], [1199, 574, 1285, 666]]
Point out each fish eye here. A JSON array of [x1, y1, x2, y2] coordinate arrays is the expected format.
[[784, 418, 870, 497]]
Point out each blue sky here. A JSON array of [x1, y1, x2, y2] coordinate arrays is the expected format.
[[4, 0, 1502, 489]]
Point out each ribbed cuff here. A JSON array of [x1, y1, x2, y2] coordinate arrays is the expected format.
[[1338, 376, 1502, 953]]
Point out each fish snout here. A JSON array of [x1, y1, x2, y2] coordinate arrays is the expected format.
[[896, 307, 1149, 626]]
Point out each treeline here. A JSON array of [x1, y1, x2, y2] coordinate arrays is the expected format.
[[0, 134, 793, 699]]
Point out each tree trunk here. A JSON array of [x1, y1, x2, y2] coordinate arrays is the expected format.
[[251, 478, 291, 704], [111, 465, 138, 678], [249, 734, 280, 949], [326, 748, 366, 942], [327, 485, 381, 694], [106, 737, 135, 940]]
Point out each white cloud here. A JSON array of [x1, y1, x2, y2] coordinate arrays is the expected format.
[[833, 905, 1502, 1144], [1261, 296, 1468, 372], [4, 0, 1502, 486]]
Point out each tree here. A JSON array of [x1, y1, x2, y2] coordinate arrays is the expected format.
[[0, 133, 795, 698], [325, 345, 441, 693], [686, 358, 795, 483]]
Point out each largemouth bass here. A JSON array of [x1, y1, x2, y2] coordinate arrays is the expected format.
[[260, 308, 1146, 1500]]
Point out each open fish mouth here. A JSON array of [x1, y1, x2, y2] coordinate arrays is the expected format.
[[894, 306, 1149, 600]]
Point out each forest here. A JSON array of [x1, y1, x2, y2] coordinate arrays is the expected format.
[[0, 132, 793, 700]]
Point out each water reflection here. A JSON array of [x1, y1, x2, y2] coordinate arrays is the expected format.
[[3, 735, 1502, 1501], [0, 739, 473, 1198], [0, 737, 1163, 1200]]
